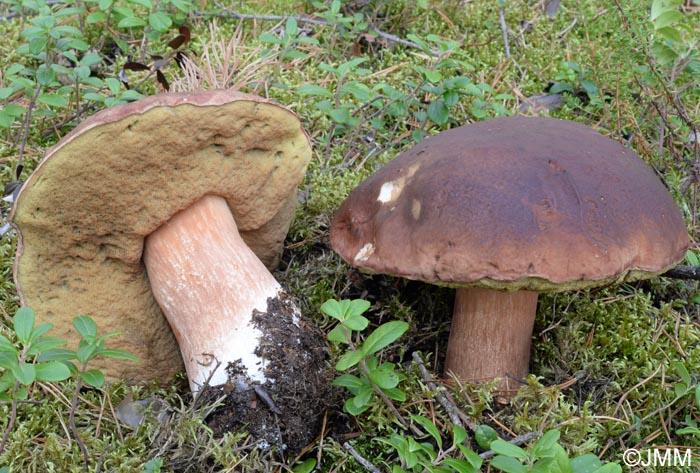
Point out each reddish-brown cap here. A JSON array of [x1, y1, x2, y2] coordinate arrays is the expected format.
[[11, 90, 312, 383], [330, 117, 689, 292]]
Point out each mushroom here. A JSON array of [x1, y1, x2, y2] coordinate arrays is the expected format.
[[11, 90, 312, 390], [330, 117, 689, 392]]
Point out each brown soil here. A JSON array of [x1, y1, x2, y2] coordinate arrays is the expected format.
[[202, 293, 336, 453]]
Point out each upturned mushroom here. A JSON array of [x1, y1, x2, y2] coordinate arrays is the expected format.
[[11, 90, 312, 391], [330, 117, 689, 392]]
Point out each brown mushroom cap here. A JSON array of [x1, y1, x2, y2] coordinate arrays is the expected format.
[[331, 117, 689, 290], [11, 90, 312, 383]]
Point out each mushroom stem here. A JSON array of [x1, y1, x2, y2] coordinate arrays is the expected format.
[[444, 287, 538, 393], [143, 194, 282, 392]]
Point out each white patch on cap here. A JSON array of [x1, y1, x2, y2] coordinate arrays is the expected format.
[[411, 199, 421, 220], [354, 243, 375, 262], [377, 182, 396, 203], [376, 163, 422, 205]]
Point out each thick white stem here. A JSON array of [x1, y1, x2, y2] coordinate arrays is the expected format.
[[143, 194, 282, 392]]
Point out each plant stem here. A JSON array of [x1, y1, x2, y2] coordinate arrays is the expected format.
[[70, 365, 90, 470], [0, 381, 20, 456]]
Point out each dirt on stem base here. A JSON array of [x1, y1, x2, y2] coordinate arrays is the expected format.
[[201, 293, 335, 453]]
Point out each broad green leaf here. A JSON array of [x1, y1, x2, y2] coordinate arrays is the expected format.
[[361, 321, 409, 356], [427, 100, 449, 124], [27, 336, 66, 356], [38, 93, 69, 107], [118, 16, 147, 28], [128, 0, 152, 8], [332, 374, 364, 389], [674, 361, 692, 387], [570, 453, 603, 473], [0, 334, 16, 353], [0, 110, 16, 128], [77, 342, 99, 363], [285, 17, 298, 37], [367, 366, 399, 389], [149, 11, 172, 32], [340, 82, 371, 101], [80, 369, 105, 387], [35, 361, 71, 382], [30, 322, 54, 341], [383, 386, 407, 401], [87, 11, 108, 23], [0, 352, 18, 370], [335, 349, 364, 371], [490, 440, 528, 460], [298, 84, 333, 98], [14, 307, 35, 345], [320, 299, 344, 320], [327, 107, 352, 124], [97, 349, 139, 362], [532, 430, 560, 457], [411, 414, 442, 450], [686, 250, 700, 266], [343, 396, 368, 415], [342, 314, 369, 331], [73, 316, 97, 339], [327, 325, 349, 344], [99, 0, 115, 9], [453, 425, 468, 445], [653, 10, 684, 29], [441, 457, 480, 473], [37, 348, 76, 362], [591, 464, 622, 473], [12, 363, 36, 385], [490, 455, 527, 473], [292, 458, 316, 473]]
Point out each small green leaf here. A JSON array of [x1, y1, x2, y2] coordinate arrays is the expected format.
[[285, 17, 298, 37], [298, 84, 334, 98], [73, 316, 97, 339], [80, 369, 105, 387], [149, 11, 172, 32], [321, 299, 344, 320], [570, 453, 603, 472], [118, 16, 147, 28], [532, 430, 560, 457], [411, 414, 443, 450], [343, 314, 369, 331], [335, 349, 364, 371], [27, 336, 66, 355], [0, 334, 16, 353], [332, 374, 364, 389], [35, 361, 72, 382], [97, 349, 139, 362], [427, 100, 449, 124], [453, 425, 468, 445], [343, 396, 368, 415], [328, 107, 351, 124], [14, 307, 36, 345], [490, 455, 527, 473], [38, 93, 69, 107], [37, 348, 75, 362], [361, 321, 409, 356], [327, 325, 349, 344], [475, 424, 499, 449], [12, 363, 36, 385], [368, 366, 399, 389], [87, 11, 108, 23], [491, 440, 528, 460], [674, 361, 692, 387], [292, 458, 316, 473]]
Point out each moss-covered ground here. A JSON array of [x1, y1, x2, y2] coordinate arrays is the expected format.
[[1, 0, 700, 471]]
